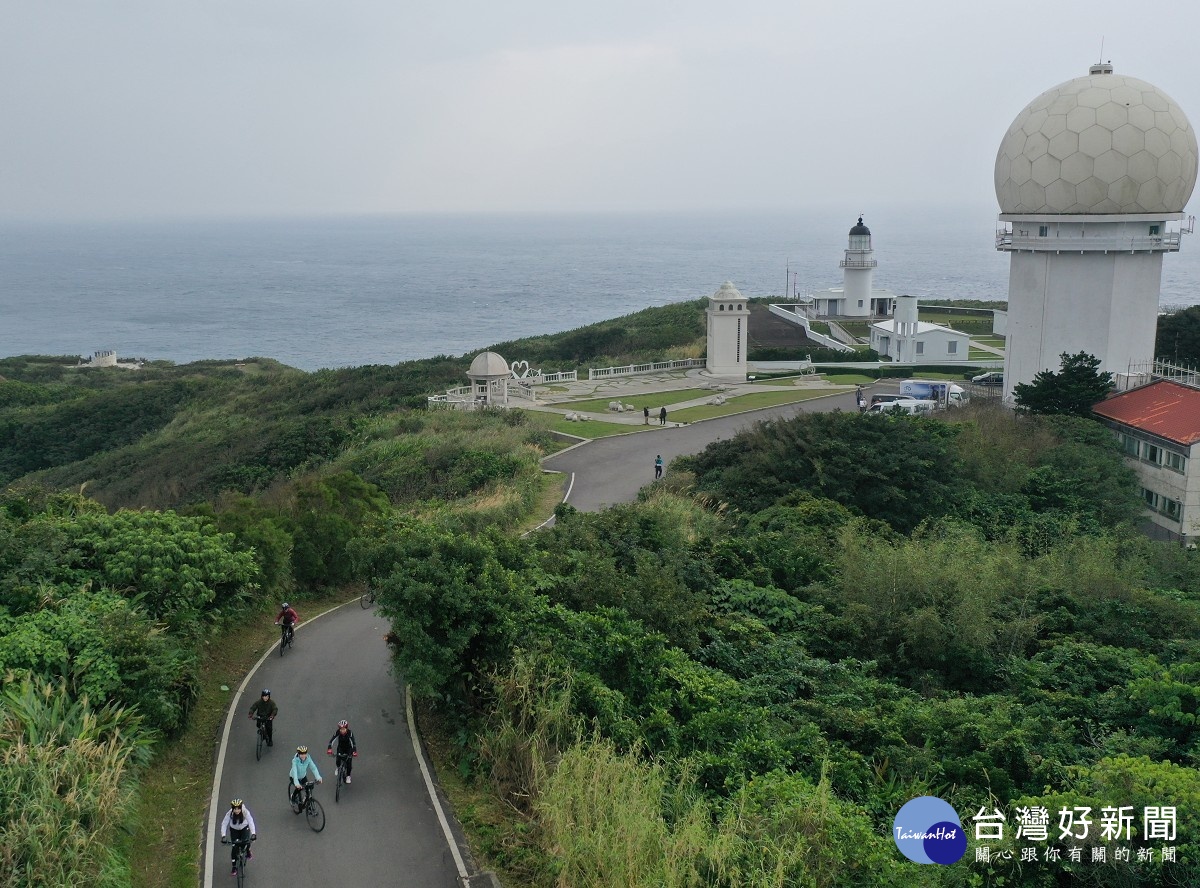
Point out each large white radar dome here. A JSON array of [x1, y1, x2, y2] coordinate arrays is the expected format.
[[995, 64, 1197, 215]]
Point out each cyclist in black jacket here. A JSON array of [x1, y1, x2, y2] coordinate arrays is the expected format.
[[326, 720, 358, 783]]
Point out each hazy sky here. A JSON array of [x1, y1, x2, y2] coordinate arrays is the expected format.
[[4, 1, 1200, 220]]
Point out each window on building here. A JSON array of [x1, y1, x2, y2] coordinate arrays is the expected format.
[[947, 341, 957, 355], [1150, 225, 1161, 236], [1143, 488, 1159, 509], [1167, 451, 1187, 473], [1038, 225, 1049, 237], [1144, 443, 1162, 465], [858, 300, 864, 308], [915, 341, 924, 356], [1165, 498, 1182, 520], [1122, 434, 1140, 456]]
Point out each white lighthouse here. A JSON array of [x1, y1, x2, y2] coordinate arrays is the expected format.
[[705, 281, 749, 380], [841, 217, 878, 318], [810, 217, 896, 318], [994, 62, 1198, 401]]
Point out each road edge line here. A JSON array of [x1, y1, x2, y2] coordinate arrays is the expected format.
[[405, 684, 470, 880], [202, 599, 354, 888]]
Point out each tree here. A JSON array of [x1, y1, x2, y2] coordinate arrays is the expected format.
[[1155, 304, 1200, 366], [1012, 351, 1113, 417]]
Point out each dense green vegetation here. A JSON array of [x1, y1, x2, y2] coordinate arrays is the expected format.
[[1, 298, 1197, 886], [1014, 352, 1116, 418], [0, 300, 716, 884], [1156, 304, 1200, 367], [358, 406, 1199, 887]]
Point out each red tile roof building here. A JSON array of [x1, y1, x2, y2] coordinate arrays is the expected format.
[[1093, 381, 1200, 543]]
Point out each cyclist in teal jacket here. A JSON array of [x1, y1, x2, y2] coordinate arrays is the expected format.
[[288, 745, 323, 808]]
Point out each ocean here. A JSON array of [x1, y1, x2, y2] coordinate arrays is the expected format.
[[3, 209, 1199, 372]]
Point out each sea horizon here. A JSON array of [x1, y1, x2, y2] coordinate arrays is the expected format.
[[4, 207, 1199, 372]]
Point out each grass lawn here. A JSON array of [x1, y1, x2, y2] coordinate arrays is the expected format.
[[816, 372, 876, 384], [672, 388, 841, 421], [970, 348, 1001, 359], [562, 388, 714, 412], [535, 415, 636, 438]]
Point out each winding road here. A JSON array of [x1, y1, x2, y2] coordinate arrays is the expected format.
[[205, 603, 476, 887], [203, 387, 862, 886], [543, 389, 859, 511]]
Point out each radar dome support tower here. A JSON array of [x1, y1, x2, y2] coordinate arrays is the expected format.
[[994, 63, 1198, 401]]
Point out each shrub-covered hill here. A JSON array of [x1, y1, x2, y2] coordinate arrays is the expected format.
[[0, 299, 712, 509], [363, 408, 1200, 887]]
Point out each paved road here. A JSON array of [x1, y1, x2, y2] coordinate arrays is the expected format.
[[544, 390, 860, 511], [206, 603, 469, 887]]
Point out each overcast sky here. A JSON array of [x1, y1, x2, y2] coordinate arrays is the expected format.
[[3, 1, 1200, 221]]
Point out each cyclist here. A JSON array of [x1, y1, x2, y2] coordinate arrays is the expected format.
[[220, 798, 257, 874], [247, 689, 277, 746], [326, 719, 358, 784], [288, 745, 322, 809], [274, 602, 299, 646]]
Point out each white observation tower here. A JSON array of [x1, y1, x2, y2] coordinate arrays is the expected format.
[[705, 281, 749, 380], [995, 62, 1198, 401]]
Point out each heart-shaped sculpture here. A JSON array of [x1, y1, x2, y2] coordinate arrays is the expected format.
[[511, 360, 531, 378]]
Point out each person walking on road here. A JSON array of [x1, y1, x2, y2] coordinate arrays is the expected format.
[[248, 689, 277, 746], [643, 405, 650, 425], [288, 745, 322, 809], [856, 386, 866, 412], [659, 406, 667, 425], [654, 454, 663, 479]]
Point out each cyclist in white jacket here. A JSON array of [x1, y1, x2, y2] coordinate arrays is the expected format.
[[220, 799, 257, 873]]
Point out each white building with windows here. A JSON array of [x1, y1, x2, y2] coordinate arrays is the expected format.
[[994, 62, 1198, 402], [868, 294, 970, 363], [1093, 379, 1200, 543]]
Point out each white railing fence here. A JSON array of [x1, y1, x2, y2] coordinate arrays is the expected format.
[[588, 358, 705, 380]]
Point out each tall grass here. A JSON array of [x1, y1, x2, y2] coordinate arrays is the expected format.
[[0, 675, 150, 888]]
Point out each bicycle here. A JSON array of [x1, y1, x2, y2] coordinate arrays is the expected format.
[[289, 780, 325, 832], [221, 835, 255, 887], [359, 587, 377, 609], [277, 622, 294, 657], [332, 750, 354, 803], [254, 716, 271, 761]]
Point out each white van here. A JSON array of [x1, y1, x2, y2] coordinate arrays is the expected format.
[[866, 398, 937, 416]]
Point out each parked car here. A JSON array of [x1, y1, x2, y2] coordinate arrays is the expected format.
[[870, 393, 904, 407], [972, 371, 1003, 386], [866, 398, 937, 416]]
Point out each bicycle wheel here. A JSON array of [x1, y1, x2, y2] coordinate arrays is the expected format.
[[255, 727, 264, 761], [359, 589, 373, 609], [236, 850, 246, 888], [306, 797, 325, 832], [279, 629, 286, 657], [335, 764, 342, 803]]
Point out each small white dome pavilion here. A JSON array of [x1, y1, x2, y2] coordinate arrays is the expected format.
[[467, 351, 512, 405]]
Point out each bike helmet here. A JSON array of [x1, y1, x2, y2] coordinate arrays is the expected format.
[[260, 689, 271, 697], [230, 799, 243, 808], [337, 720, 349, 729], [296, 745, 308, 754], [281, 602, 290, 610]]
